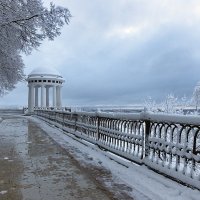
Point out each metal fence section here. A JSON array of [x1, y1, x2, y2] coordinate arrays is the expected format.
[[34, 109, 200, 190]]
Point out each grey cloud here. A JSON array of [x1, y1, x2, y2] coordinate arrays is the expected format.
[[1, 0, 200, 106], [60, 23, 200, 105]]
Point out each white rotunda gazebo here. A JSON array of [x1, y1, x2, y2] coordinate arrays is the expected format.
[[27, 67, 64, 113]]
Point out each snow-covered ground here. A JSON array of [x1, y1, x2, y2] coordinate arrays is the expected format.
[[29, 116, 200, 200]]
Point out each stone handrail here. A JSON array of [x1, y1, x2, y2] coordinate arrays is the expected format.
[[34, 109, 200, 190]]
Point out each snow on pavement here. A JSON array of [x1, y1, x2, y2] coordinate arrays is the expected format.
[[29, 116, 200, 200]]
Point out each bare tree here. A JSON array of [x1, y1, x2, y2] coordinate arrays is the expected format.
[[0, 0, 71, 95]]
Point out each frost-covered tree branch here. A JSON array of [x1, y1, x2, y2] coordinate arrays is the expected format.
[[144, 94, 192, 114], [192, 83, 200, 111], [0, 0, 71, 95]]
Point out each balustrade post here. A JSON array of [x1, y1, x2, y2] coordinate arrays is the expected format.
[[48, 111, 50, 121], [53, 111, 56, 122], [192, 133, 198, 174], [97, 116, 100, 141], [62, 112, 65, 127], [56, 112, 58, 123], [144, 120, 151, 158], [74, 114, 78, 131]]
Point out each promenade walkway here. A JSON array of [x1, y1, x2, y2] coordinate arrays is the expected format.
[[0, 115, 200, 200], [0, 115, 131, 200]]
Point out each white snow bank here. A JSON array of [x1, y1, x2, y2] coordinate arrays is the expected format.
[[0, 191, 8, 195], [29, 116, 200, 200]]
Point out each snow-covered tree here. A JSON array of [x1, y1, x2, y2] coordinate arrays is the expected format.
[[180, 95, 188, 108], [161, 94, 178, 113], [0, 0, 71, 95], [0, 50, 24, 95], [192, 83, 200, 110], [144, 96, 157, 112]]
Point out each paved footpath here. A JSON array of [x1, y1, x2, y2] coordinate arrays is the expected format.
[[0, 115, 119, 200]]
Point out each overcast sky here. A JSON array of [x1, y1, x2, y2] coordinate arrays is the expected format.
[[1, 0, 200, 107]]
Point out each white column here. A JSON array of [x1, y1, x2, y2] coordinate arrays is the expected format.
[[53, 85, 56, 107], [41, 85, 45, 107], [59, 86, 62, 107], [35, 87, 38, 107], [28, 84, 34, 113], [46, 87, 49, 107], [56, 86, 62, 108], [28, 85, 31, 112], [56, 86, 59, 107]]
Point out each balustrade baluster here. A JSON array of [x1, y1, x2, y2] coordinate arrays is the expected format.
[[144, 120, 150, 158]]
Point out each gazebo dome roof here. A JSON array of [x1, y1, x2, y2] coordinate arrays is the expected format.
[[29, 67, 62, 77]]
